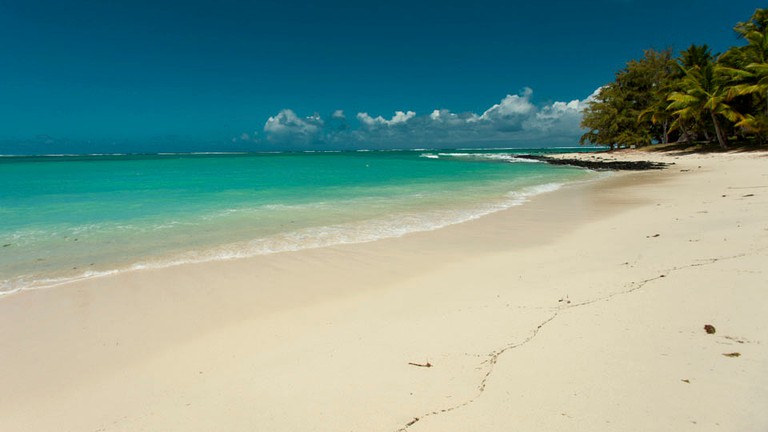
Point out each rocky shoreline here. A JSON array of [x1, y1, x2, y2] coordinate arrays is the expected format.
[[515, 154, 671, 171]]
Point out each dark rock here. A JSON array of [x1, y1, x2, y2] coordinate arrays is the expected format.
[[514, 154, 670, 171], [704, 324, 716, 334]]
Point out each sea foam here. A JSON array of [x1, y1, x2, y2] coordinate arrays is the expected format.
[[0, 181, 573, 295], [0, 150, 598, 296]]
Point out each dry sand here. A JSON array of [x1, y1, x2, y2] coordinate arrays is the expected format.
[[1, 151, 766, 432]]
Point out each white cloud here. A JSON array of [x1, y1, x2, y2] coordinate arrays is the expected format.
[[356, 112, 382, 126], [264, 109, 323, 144], [357, 110, 416, 127], [256, 87, 598, 149], [479, 87, 535, 121], [428, 109, 475, 126], [523, 99, 583, 134], [389, 110, 416, 124], [583, 87, 603, 105]]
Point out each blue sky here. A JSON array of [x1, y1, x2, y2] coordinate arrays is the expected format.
[[0, 0, 764, 153]]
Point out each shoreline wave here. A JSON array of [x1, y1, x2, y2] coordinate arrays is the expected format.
[[0, 179, 595, 297], [0, 147, 604, 159], [420, 152, 544, 163]]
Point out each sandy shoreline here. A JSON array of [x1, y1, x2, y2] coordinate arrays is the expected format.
[[1, 151, 767, 431]]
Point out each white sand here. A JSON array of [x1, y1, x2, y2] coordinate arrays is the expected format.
[[1, 151, 766, 431]]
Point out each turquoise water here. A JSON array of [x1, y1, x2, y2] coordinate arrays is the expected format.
[[0, 149, 598, 293]]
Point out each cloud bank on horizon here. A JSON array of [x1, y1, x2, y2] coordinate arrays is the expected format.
[[238, 88, 598, 150]]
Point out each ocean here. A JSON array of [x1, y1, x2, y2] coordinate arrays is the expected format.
[[0, 148, 600, 294]]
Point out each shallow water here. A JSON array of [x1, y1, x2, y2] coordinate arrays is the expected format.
[[0, 148, 598, 293]]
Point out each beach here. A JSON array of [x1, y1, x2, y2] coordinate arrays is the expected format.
[[1, 150, 767, 431]]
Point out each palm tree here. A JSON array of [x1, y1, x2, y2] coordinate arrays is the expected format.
[[734, 8, 768, 36], [638, 102, 673, 144], [667, 62, 742, 149], [672, 45, 719, 142], [680, 44, 715, 69], [719, 9, 768, 138], [636, 49, 677, 144]]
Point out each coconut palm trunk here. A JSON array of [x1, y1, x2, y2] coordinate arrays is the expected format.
[[710, 111, 729, 149]]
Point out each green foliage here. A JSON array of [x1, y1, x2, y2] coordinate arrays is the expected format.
[[581, 8, 768, 149], [580, 85, 621, 150], [580, 49, 675, 149], [721, 10, 768, 138], [679, 44, 716, 70], [667, 60, 741, 149]]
